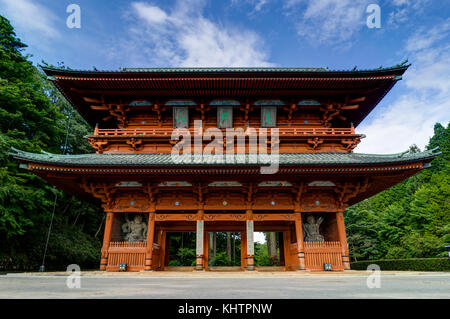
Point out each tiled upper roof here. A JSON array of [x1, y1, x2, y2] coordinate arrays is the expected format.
[[41, 63, 410, 75]]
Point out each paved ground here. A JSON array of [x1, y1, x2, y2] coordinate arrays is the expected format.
[[1, 271, 449, 299]]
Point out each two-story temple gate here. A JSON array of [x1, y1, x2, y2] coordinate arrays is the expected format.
[[11, 65, 439, 271]]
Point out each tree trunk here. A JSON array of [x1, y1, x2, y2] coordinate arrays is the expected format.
[[209, 232, 214, 257], [232, 232, 236, 264], [226, 232, 231, 260], [266, 232, 272, 256], [213, 232, 216, 258], [268, 232, 277, 259]]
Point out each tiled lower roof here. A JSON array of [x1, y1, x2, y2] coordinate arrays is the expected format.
[[10, 148, 440, 167]]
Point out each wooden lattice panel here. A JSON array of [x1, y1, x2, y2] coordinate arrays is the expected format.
[[107, 241, 147, 271], [304, 241, 344, 271]]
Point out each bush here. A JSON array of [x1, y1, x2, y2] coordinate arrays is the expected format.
[[350, 258, 450, 271], [209, 251, 233, 266]]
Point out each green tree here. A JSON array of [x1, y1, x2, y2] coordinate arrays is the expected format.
[[345, 122, 450, 262], [0, 16, 102, 271]]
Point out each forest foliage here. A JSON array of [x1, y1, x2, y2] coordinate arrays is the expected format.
[[345, 123, 450, 261], [0, 16, 102, 270], [0, 16, 448, 270]]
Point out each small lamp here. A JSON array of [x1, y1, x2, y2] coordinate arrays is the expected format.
[[118, 263, 127, 272], [445, 245, 450, 259], [324, 263, 332, 271]]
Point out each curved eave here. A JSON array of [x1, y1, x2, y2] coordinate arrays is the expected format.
[[10, 148, 440, 171], [41, 65, 409, 77], [10, 147, 439, 205]]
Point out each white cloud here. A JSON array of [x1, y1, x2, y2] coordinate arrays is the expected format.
[[119, 0, 274, 67], [388, 0, 430, 27], [356, 19, 450, 154], [231, 0, 269, 13], [132, 2, 168, 24], [254, 0, 269, 11], [0, 0, 60, 40], [284, 0, 372, 46]]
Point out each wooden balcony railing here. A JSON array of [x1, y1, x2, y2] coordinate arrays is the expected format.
[[107, 241, 147, 270], [303, 241, 344, 271], [93, 127, 356, 137]]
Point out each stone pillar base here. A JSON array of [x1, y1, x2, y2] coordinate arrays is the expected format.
[[99, 256, 108, 270], [342, 256, 351, 270], [246, 255, 255, 271], [196, 255, 204, 271]]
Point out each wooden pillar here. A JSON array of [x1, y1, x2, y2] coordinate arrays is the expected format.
[[144, 212, 155, 271], [241, 229, 247, 269], [100, 211, 114, 271], [164, 232, 171, 267], [156, 229, 163, 269], [196, 219, 204, 271], [246, 220, 255, 271], [245, 209, 255, 271], [160, 230, 167, 271], [283, 230, 291, 270], [278, 232, 285, 266], [336, 212, 351, 270], [203, 230, 209, 269], [294, 212, 306, 270]]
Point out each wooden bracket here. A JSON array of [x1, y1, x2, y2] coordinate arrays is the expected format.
[[291, 182, 306, 211], [283, 103, 298, 123], [126, 137, 143, 151], [319, 96, 363, 127], [107, 103, 130, 126], [243, 183, 257, 209], [195, 102, 211, 121], [334, 178, 369, 209], [88, 138, 109, 153], [193, 183, 208, 208], [143, 182, 159, 210], [81, 179, 116, 210], [152, 103, 167, 127], [307, 137, 324, 150], [341, 137, 361, 152], [239, 100, 255, 122]]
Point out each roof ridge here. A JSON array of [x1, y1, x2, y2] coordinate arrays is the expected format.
[[40, 63, 410, 74]]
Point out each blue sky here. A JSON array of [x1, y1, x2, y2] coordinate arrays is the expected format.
[[0, 0, 449, 154]]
